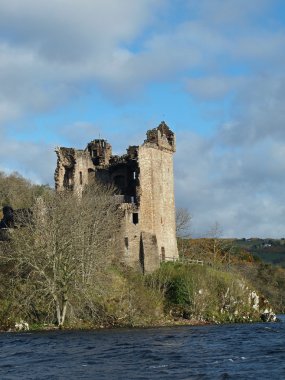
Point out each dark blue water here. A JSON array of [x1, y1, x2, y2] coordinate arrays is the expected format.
[[1, 316, 285, 380]]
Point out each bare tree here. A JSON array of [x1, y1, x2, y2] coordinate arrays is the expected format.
[[176, 207, 191, 237], [185, 222, 235, 266], [2, 183, 121, 328], [175, 207, 192, 260], [206, 222, 224, 261]]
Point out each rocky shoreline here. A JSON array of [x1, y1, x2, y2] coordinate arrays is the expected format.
[[1, 312, 278, 333]]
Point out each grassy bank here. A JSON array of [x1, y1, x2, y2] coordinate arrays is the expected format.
[[0, 261, 272, 331], [178, 237, 285, 314]]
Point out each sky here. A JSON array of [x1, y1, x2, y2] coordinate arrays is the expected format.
[[1, 0, 285, 238]]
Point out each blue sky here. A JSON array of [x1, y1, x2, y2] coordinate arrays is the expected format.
[[1, 0, 285, 237]]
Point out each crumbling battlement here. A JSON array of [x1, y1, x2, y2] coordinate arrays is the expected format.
[[54, 121, 178, 272], [86, 139, 112, 166], [145, 121, 176, 152]]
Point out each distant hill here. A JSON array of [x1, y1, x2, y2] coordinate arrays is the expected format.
[[232, 238, 285, 268]]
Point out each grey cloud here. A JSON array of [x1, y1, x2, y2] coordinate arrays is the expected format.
[[0, 0, 284, 125], [120, 15, 285, 100], [230, 32, 285, 66], [218, 75, 285, 145], [0, 0, 162, 61], [0, 0, 164, 123], [175, 132, 285, 238], [186, 0, 271, 27], [186, 76, 245, 100]]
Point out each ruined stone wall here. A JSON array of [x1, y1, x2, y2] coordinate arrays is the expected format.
[[55, 148, 93, 193], [54, 122, 178, 272], [140, 231, 160, 272], [138, 144, 178, 261], [120, 204, 141, 269], [120, 204, 161, 273], [72, 151, 94, 192]]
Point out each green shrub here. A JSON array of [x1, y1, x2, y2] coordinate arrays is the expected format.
[[147, 262, 261, 323]]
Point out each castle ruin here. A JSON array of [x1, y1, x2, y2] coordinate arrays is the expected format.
[[54, 121, 178, 272]]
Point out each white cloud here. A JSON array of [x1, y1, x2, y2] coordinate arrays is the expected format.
[[0, 0, 284, 123], [218, 75, 285, 144], [1, 0, 285, 238], [0, 0, 165, 122], [186, 0, 271, 27], [58, 122, 101, 148], [0, 0, 161, 56], [186, 76, 245, 100], [175, 133, 285, 238], [0, 137, 55, 185]]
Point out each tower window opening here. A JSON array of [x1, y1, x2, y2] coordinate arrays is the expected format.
[[79, 171, 83, 185], [161, 247, 166, 262], [132, 213, 139, 225], [92, 149, 97, 157], [63, 167, 73, 189], [124, 237, 129, 253], [133, 171, 136, 179]]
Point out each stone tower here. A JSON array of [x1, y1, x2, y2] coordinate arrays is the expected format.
[[54, 121, 178, 272]]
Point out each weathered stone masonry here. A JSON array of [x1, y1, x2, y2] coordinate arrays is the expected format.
[[54, 121, 178, 272]]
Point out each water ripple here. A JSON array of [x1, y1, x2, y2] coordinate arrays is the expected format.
[[0, 318, 284, 379]]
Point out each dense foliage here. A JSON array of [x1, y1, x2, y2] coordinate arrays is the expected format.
[[146, 262, 264, 323], [178, 237, 285, 313], [0, 173, 282, 330], [0, 171, 50, 212]]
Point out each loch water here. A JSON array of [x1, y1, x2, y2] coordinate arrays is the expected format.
[[1, 316, 285, 380]]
